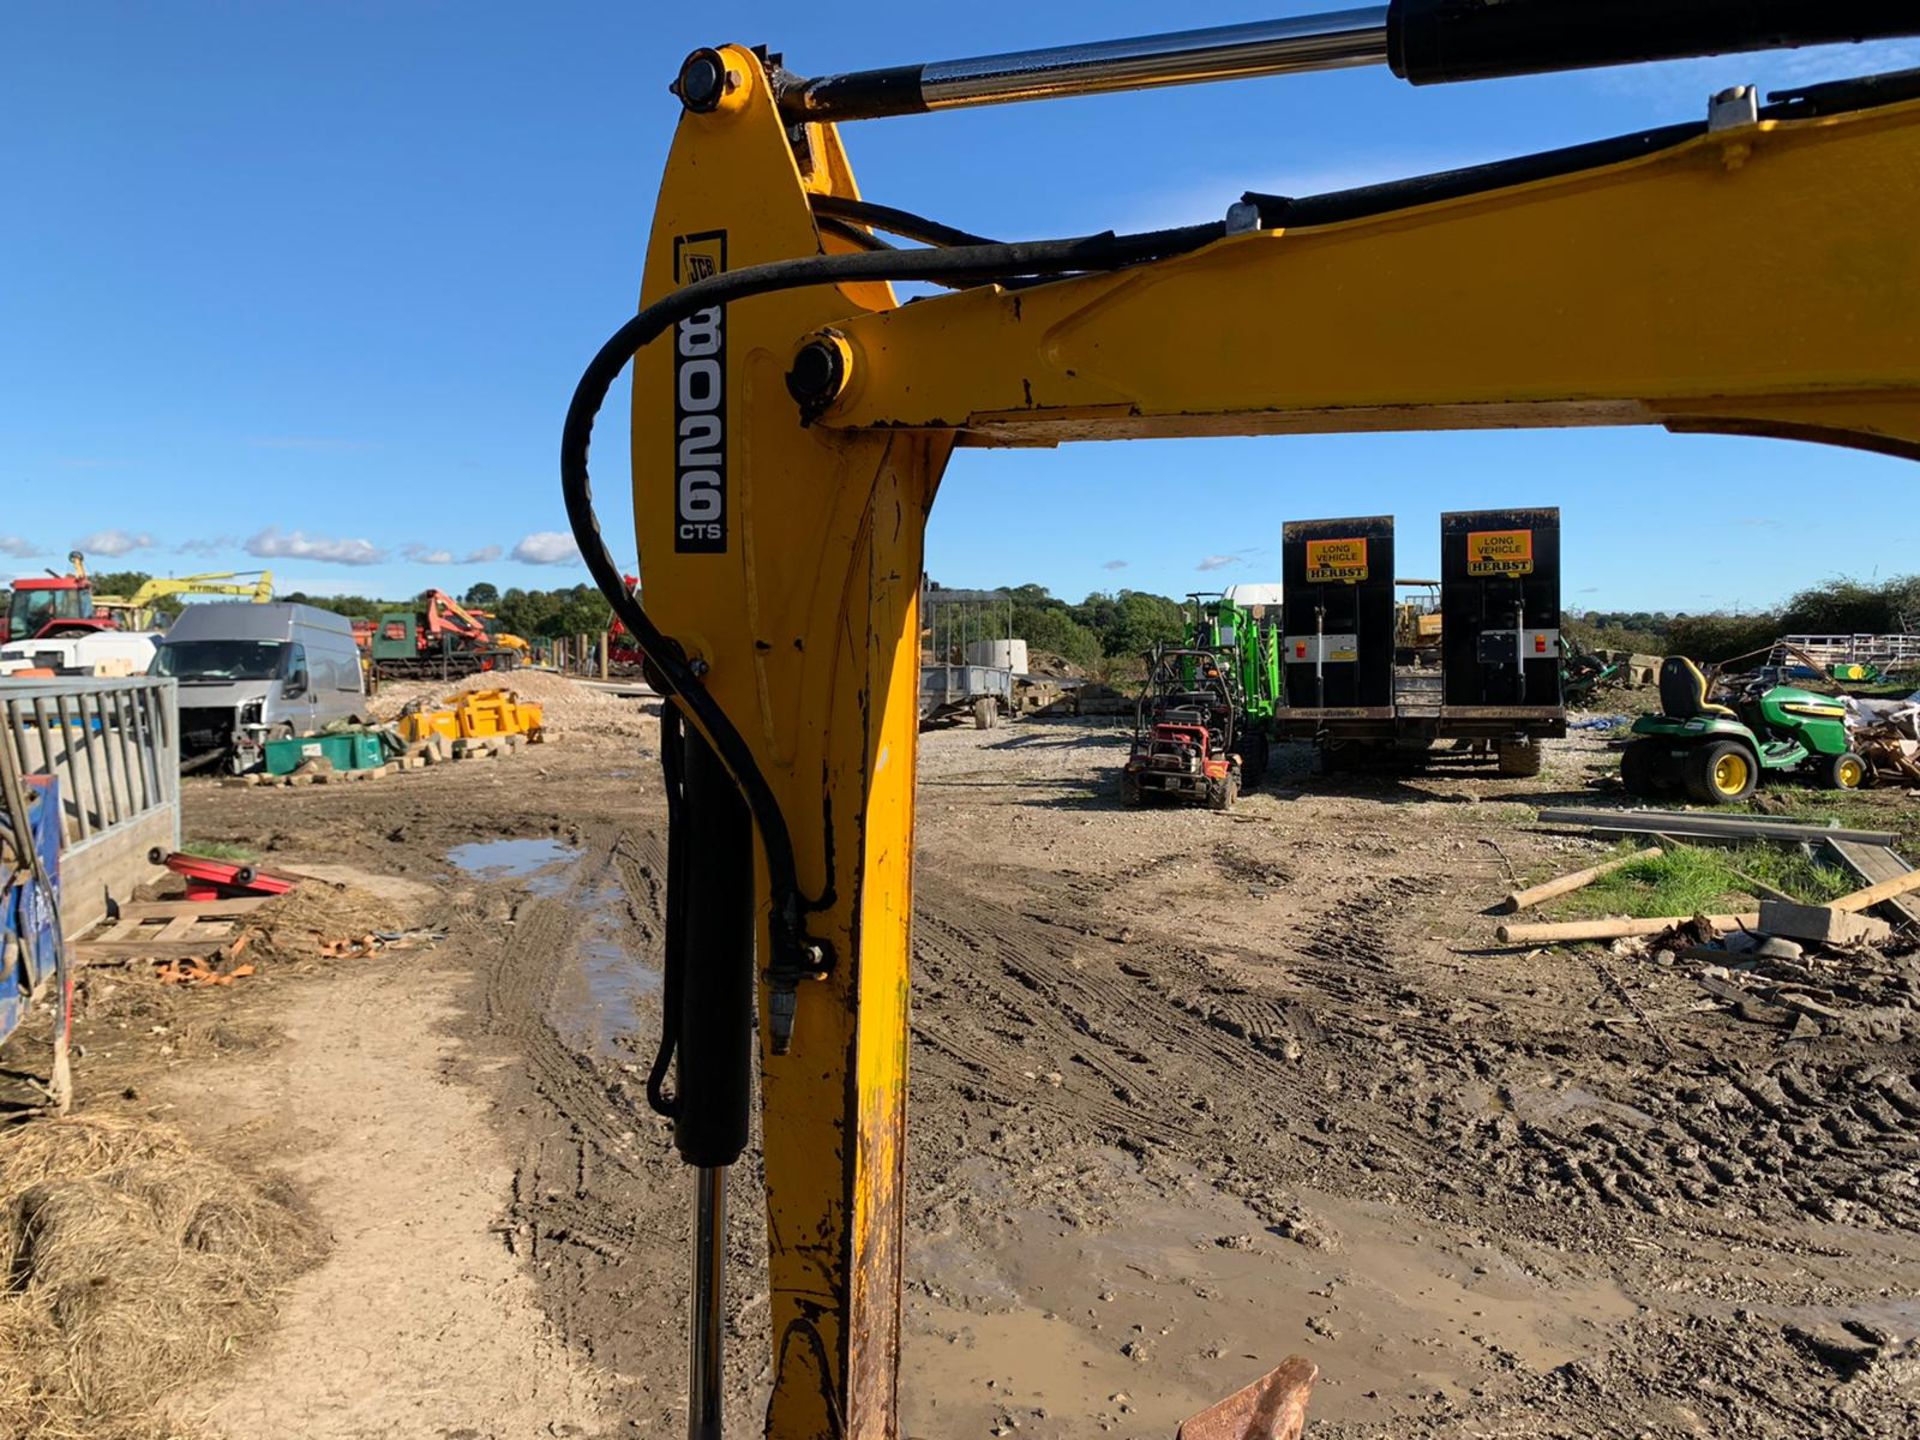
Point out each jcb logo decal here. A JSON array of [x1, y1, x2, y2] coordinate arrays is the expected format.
[[1305, 538, 1368, 584], [1467, 529, 1533, 576], [674, 231, 727, 554]]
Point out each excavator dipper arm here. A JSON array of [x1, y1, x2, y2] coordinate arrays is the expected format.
[[562, 8, 1920, 1438]]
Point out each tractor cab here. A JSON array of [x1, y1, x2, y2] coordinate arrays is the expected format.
[[3, 579, 100, 645]]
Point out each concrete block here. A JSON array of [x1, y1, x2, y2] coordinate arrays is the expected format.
[[1758, 899, 1894, 947]]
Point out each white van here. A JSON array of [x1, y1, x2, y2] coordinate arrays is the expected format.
[[151, 603, 366, 770]]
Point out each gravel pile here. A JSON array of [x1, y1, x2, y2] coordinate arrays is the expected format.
[[367, 671, 658, 740]]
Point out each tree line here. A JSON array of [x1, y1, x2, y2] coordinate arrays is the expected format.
[[930, 583, 1193, 674], [95, 564, 1916, 671], [1570, 573, 1920, 663]]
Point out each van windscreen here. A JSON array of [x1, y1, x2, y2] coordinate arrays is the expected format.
[[152, 640, 288, 681]]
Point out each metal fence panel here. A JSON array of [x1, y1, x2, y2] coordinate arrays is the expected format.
[[0, 677, 179, 858]]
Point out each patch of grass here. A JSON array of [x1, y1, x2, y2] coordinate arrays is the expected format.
[[1734, 843, 1854, 904], [1550, 839, 1854, 919], [1560, 845, 1748, 919], [180, 838, 258, 862]]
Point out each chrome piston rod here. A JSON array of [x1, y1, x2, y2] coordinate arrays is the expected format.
[[779, 7, 1389, 121], [689, 1166, 727, 1440]]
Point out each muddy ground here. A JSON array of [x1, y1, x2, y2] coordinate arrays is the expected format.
[[15, 692, 1920, 1438]]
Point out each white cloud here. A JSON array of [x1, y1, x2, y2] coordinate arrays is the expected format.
[[402, 543, 504, 566], [512, 531, 582, 566], [74, 528, 156, 557], [1196, 555, 1239, 572], [176, 536, 237, 557], [246, 526, 385, 566], [0, 535, 40, 559], [1102, 559, 1129, 570]]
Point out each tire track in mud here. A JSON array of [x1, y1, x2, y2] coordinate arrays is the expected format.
[[1491, 1058, 1920, 1230], [481, 828, 672, 1281], [912, 860, 1920, 1242], [907, 869, 1438, 1209]]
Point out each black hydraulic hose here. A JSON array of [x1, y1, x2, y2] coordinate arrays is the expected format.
[[561, 219, 1226, 990], [807, 193, 1002, 249], [814, 214, 895, 252]]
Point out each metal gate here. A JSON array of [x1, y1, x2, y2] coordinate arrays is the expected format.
[[0, 676, 180, 929]]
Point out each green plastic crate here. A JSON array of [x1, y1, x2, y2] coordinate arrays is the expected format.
[[263, 731, 384, 776]]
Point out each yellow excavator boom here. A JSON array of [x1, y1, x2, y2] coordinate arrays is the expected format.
[[92, 570, 275, 630], [559, 7, 1920, 1436]]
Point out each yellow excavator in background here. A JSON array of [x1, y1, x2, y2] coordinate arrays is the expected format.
[[91, 569, 275, 631], [559, 4, 1920, 1436]]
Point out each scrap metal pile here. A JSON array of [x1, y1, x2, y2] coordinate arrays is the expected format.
[[1847, 693, 1920, 787]]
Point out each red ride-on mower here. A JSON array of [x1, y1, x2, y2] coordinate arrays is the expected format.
[[1119, 646, 1249, 811]]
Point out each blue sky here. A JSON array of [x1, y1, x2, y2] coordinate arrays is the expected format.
[[4, 4, 1914, 613]]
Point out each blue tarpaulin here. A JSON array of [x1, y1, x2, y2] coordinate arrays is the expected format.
[[1, 777, 62, 1050]]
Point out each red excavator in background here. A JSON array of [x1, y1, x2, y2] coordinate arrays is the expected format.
[[367, 588, 530, 679], [607, 574, 647, 674]]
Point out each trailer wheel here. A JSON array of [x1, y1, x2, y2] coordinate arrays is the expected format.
[[1496, 741, 1543, 777], [973, 698, 997, 730], [1207, 772, 1239, 812], [1239, 732, 1269, 788], [1119, 769, 1143, 807]]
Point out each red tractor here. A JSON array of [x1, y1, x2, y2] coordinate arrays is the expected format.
[[1119, 646, 1249, 811], [1, 554, 112, 645]]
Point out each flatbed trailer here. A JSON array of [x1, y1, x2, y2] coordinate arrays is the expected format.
[[919, 663, 1013, 730]]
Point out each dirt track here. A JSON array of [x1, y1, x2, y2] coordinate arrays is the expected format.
[[35, 696, 1920, 1437]]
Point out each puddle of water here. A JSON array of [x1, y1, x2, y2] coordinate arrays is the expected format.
[[550, 880, 662, 1061], [447, 838, 580, 896], [903, 1156, 1636, 1438], [446, 838, 660, 1061]]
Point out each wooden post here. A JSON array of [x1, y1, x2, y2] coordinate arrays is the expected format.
[[600, 631, 611, 680], [1495, 912, 1760, 945], [1831, 868, 1920, 913], [1500, 846, 1662, 913]]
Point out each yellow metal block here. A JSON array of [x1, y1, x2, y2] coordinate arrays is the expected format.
[[448, 690, 544, 740], [397, 710, 459, 745]]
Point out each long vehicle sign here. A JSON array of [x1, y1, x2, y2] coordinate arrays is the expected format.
[[1304, 537, 1369, 584], [1466, 529, 1534, 576]]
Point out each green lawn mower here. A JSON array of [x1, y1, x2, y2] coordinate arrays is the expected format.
[[1621, 657, 1867, 805]]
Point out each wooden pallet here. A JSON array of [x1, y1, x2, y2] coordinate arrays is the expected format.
[[76, 897, 272, 958]]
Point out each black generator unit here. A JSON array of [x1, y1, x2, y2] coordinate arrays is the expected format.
[[1280, 516, 1395, 713], [1440, 507, 1563, 710]]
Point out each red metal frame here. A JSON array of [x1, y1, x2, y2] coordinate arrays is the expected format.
[[153, 851, 298, 899]]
